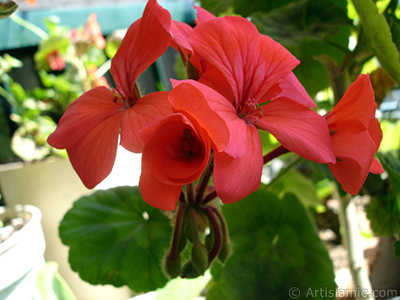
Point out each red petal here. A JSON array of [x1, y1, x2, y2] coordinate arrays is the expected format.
[[257, 98, 335, 164], [140, 113, 210, 185], [47, 86, 124, 149], [189, 16, 298, 107], [169, 80, 234, 153], [327, 74, 375, 130], [328, 158, 364, 195], [194, 6, 216, 24], [170, 21, 193, 58], [139, 168, 182, 211], [214, 124, 262, 203], [329, 130, 376, 194], [368, 116, 383, 152], [110, 0, 172, 99], [66, 113, 121, 189], [370, 158, 384, 174], [139, 113, 211, 210], [199, 65, 236, 102], [275, 72, 316, 107], [120, 91, 172, 153]]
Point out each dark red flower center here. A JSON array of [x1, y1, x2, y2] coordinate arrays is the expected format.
[[180, 128, 202, 158], [238, 98, 264, 124]]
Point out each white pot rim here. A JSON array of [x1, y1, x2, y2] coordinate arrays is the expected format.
[[0, 204, 42, 254], [0, 204, 46, 290]]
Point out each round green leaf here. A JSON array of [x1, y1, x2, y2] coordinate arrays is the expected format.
[[59, 186, 172, 293], [207, 189, 336, 300]]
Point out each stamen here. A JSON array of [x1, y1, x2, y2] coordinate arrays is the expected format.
[[238, 98, 265, 124], [181, 128, 202, 158]]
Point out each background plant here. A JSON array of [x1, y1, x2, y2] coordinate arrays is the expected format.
[[0, 12, 113, 162]]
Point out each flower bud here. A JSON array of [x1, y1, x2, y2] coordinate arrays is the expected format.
[[205, 230, 215, 251], [218, 236, 232, 263], [178, 233, 187, 253], [180, 260, 202, 279], [163, 251, 181, 279], [182, 209, 194, 243], [191, 242, 208, 275]]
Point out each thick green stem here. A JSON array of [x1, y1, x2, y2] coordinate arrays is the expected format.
[[325, 48, 375, 299], [169, 201, 186, 258], [317, 55, 350, 104], [335, 186, 375, 300]]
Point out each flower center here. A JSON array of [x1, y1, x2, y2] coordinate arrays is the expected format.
[[111, 84, 141, 109], [180, 128, 201, 158], [238, 98, 264, 124]]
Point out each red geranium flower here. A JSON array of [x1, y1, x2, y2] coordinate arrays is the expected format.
[[139, 82, 231, 210], [47, 0, 175, 189], [139, 113, 211, 210], [326, 74, 383, 194], [176, 13, 336, 203]]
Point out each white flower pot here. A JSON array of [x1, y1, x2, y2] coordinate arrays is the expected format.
[[0, 204, 46, 300], [0, 155, 137, 300]]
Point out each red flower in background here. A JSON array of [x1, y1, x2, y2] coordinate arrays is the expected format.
[[85, 14, 106, 49], [24, 0, 36, 7], [45, 50, 66, 71], [86, 64, 110, 88], [176, 13, 336, 203], [47, 0, 175, 189], [326, 74, 383, 194]]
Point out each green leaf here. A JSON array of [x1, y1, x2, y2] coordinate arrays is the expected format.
[[59, 186, 173, 293], [199, 0, 299, 17], [377, 151, 400, 194], [269, 170, 322, 208], [366, 191, 400, 236], [251, 0, 351, 48], [250, 0, 351, 96], [384, 12, 400, 55], [206, 189, 336, 300], [351, 0, 400, 85], [365, 151, 400, 236]]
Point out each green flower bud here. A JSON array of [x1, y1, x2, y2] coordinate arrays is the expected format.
[[182, 210, 194, 244], [205, 230, 215, 252], [180, 260, 202, 279], [191, 242, 208, 275], [218, 236, 232, 263], [178, 232, 187, 253], [163, 251, 181, 279]]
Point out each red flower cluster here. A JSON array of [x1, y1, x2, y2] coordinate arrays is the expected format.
[[48, 0, 383, 210]]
